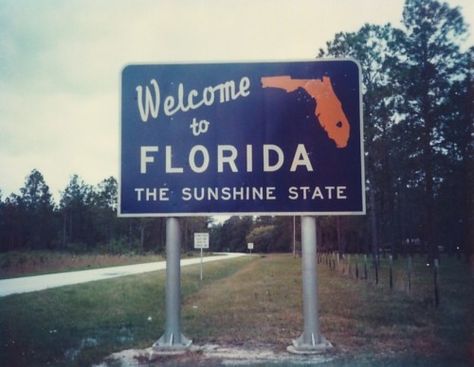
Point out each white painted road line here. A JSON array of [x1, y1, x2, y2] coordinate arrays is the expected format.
[[0, 252, 246, 297]]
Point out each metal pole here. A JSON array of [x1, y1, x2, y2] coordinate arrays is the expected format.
[[389, 254, 393, 290], [293, 215, 296, 257], [433, 258, 439, 307], [407, 255, 412, 294], [288, 216, 332, 354], [200, 247, 203, 281], [364, 254, 368, 280], [154, 218, 191, 350]]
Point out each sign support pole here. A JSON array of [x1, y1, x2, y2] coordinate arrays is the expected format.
[[288, 216, 332, 354], [153, 217, 192, 350]]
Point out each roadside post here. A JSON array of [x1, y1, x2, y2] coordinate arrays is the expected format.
[[194, 232, 209, 281], [407, 255, 412, 293], [364, 254, 368, 280], [120, 60, 364, 353], [248, 242, 254, 254], [433, 258, 440, 307], [389, 254, 393, 290]]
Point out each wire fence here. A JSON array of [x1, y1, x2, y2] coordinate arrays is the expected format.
[[317, 252, 447, 307]]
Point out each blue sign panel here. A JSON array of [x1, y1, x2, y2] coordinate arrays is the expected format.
[[119, 60, 365, 216]]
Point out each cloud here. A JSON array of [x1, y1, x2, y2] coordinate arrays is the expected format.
[[0, 88, 117, 198]]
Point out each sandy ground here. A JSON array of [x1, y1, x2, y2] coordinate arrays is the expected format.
[[94, 344, 335, 367]]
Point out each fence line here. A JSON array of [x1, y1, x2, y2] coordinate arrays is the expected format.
[[318, 251, 446, 308]]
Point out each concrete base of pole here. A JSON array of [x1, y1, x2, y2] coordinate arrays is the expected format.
[[287, 334, 333, 354], [152, 333, 192, 352]]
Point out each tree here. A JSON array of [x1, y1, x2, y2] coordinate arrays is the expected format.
[[270, 216, 298, 252], [461, 48, 474, 265], [401, 0, 468, 260], [246, 225, 275, 253], [319, 23, 406, 257], [59, 175, 94, 248], [0, 194, 25, 251], [91, 176, 118, 245], [438, 47, 474, 260], [219, 216, 253, 252], [18, 169, 55, 248], [181, 217, 209, 251]]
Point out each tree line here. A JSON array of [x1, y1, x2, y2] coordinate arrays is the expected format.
[[0, 0, 472, 261], [0, 170, 296, 254], [0, 171, 208, 253]]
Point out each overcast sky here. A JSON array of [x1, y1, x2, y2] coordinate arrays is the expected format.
[[0, 0, 473, 202]]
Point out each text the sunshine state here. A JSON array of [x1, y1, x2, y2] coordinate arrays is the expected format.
[[134, 185, 348, 202]]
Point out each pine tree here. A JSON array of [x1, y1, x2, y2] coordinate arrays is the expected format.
[[401, 0, 468, 260]]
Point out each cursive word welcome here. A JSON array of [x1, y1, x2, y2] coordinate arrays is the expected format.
[[136, 77, 251, 122]]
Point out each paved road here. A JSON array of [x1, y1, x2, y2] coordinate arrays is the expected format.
[[0, 252, 246, 297]]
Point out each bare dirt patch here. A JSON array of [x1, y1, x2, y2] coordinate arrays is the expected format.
[[96, 344, 335, 367]]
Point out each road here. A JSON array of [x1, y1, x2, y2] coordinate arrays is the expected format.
[[0, 252, 246, 297]]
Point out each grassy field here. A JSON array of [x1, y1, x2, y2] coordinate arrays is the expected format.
[[0, 254, 472, 366]]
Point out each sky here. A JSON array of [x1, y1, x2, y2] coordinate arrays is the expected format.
[[0, 0, 473, 203]]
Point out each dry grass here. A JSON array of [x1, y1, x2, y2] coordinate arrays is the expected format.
[[184, 255, 302, 349], [0, 251, 166, 278], [182, 254, 473, 365]]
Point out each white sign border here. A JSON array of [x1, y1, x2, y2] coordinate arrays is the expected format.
[[118, 58, 366, 218]]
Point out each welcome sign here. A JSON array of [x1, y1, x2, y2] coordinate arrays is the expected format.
[[119, 60, 365, 216]]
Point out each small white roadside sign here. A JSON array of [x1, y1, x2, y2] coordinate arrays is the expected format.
[[194, 233, 209, 249], [194, 232, 209, 280]]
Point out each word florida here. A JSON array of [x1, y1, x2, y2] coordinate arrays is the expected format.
[[140, 144, 315, 174]]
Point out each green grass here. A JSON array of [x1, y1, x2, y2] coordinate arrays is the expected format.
[[0, 255, 256, 367], [0, 254, 472, 366]]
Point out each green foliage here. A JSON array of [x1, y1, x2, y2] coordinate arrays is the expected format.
[[218, 216, 253, 252], [318, 0, 472, 258], [0, 171, 175, 254], [246, 224, 275, 252], [98, 238, 137, 255], [0, 170, 56, 250]]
